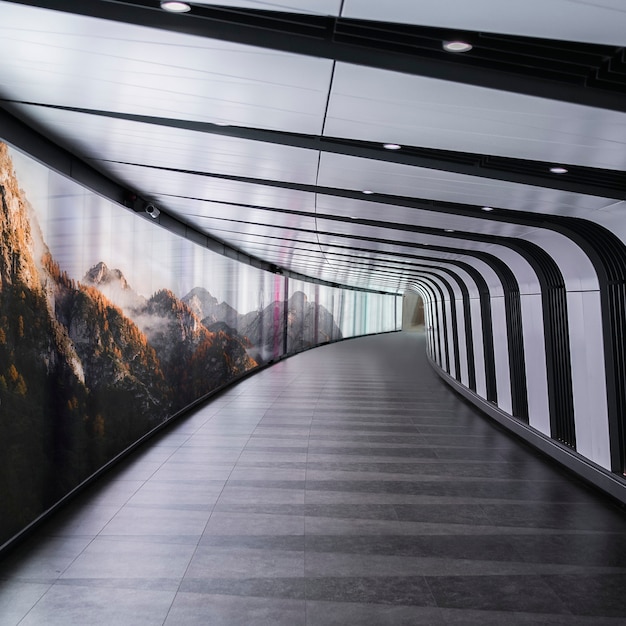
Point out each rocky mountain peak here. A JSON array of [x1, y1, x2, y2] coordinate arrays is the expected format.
[[82, 261, 145, 313], [84, 262, 129, 290], [181, 287, 218, 318]]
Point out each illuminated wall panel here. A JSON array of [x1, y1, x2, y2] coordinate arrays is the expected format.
[[0, 142, 399, 547]]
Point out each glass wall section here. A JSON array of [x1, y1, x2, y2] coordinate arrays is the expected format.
[[0, 141, 399, 547]]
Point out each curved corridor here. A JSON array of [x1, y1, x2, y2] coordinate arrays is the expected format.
[[1, 331, 626, 625]]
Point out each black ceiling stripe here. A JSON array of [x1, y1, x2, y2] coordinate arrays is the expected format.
[[420, 276, 453, 376], [418, 281, 443, 367], [414, 265, 476, 391], [420, 274, 463, 383], [6, 1, 626, 111], [5, 100, 623, 198]]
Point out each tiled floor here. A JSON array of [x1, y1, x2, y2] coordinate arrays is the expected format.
[[1, 331, 626, 625]]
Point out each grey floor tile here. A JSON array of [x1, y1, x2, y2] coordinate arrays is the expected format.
[[393, 503, 494, 526], [439, 607, 626, 625], [185, 545, 304, 579], [0, 536, 93, 583], [305, 575, 436, 606], [304, 503, 399, 521], [0, 580, 51, 625], [203, 512, 305, 536], [99, 506, 210, 537], [179, 577, 306, 600], [126, 480, 224, 509], [509, 533, 626, 567], [216, 486, 306, 505], [426, 574, 570, 613], [228, 468, 307, 481], [17, 583, 175, 626], [544, 573, 626, 617], [306, 600, 445, 625], [164, 592, 306, 626], [59, 537, 196, 581]]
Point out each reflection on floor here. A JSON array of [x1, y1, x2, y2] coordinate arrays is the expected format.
[[1, 331, 626, 625]]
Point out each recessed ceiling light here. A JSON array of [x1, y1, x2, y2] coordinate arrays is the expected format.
[[550, 166, 568, 174], [444, 229, 455, 233], [161, 1, 191, 13], [383, 143, 401, 150], [481, 206, 494, 212], [443, 41, 473, 53], [214, 121, 230, 126], [362, 190, 374, 195]]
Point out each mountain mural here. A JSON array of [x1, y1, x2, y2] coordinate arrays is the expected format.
[[182, 286, 239, 329], [0, 143, 181, 544], [82, 268, 257, 412], [182, 286, 342, 364], [239, 290, 342, 362], [0, 140, 345, 548]]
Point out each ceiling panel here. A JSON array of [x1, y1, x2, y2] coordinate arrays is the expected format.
[[0, 1, 333, 133], [325, 63, 626, 170], [317, 152, 613, 217], [100, 161, 316, 211], [314, 195, 539, 238], [8, 104, 321, 185], [342, 0, 626, 45], [153, 197, 317, 231]]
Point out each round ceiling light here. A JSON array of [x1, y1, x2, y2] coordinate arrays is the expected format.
[[161, 1, 191, 12], [444, 229, 455, 233], [362, 190, 374, 195], [443, 41, 473, 53], [481, 206, 494, 212], [383, 143, 401, 150], [550, 166, 568, 174]]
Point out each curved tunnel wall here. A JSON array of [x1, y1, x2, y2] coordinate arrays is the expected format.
[[409, 214, 626, 503], [0, 140, 401, 550]]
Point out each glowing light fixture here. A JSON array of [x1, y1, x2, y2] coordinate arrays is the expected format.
[[443, 41, 473, 53], [160, 1, 191, 12], [444, 229, 455, 233], [481, 206, 494, 212], [550, 166, 568, 174], [383, 143, 401, 150], [362, 190, 374, 195]]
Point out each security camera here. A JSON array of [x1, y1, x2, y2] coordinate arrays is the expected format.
[[145, 203, 160, 219]]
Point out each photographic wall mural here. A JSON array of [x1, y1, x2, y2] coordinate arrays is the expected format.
[[0, 141, 401, 547]]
